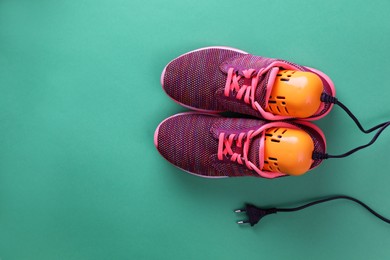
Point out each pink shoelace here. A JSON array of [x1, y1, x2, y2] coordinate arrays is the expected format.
[[217, 130, 260, 173], [217, 127, 287, 178], [224, 68, 264, 111]]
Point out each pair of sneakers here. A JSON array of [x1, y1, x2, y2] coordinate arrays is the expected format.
[[154, 46, 386, 178]]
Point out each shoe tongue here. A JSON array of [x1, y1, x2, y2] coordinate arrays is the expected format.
[[247, 134, 263, 169], [254, 67, 280, 108]]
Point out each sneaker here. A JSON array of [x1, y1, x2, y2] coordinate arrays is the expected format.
[[161, 46, 335, 120], [154, 112, 326, 178]]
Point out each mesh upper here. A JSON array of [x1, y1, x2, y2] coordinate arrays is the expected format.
[[157, 113, 219, 176], [156, 113, 326, 178], [163, 48, 244, 111]]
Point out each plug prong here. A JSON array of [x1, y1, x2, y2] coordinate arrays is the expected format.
[[234, 209, 246, 213], [237, 220, 248, 225]]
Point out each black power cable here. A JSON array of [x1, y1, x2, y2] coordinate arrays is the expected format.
[[312, 94, 390, 160], [235, 195, 390, 227]]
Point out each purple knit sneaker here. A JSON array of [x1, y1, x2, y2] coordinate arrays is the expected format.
[[161, 46, 335, 121], [154, 112, 327, 178]]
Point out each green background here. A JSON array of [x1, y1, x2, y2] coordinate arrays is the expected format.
[[0, 0, 389, 259]]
